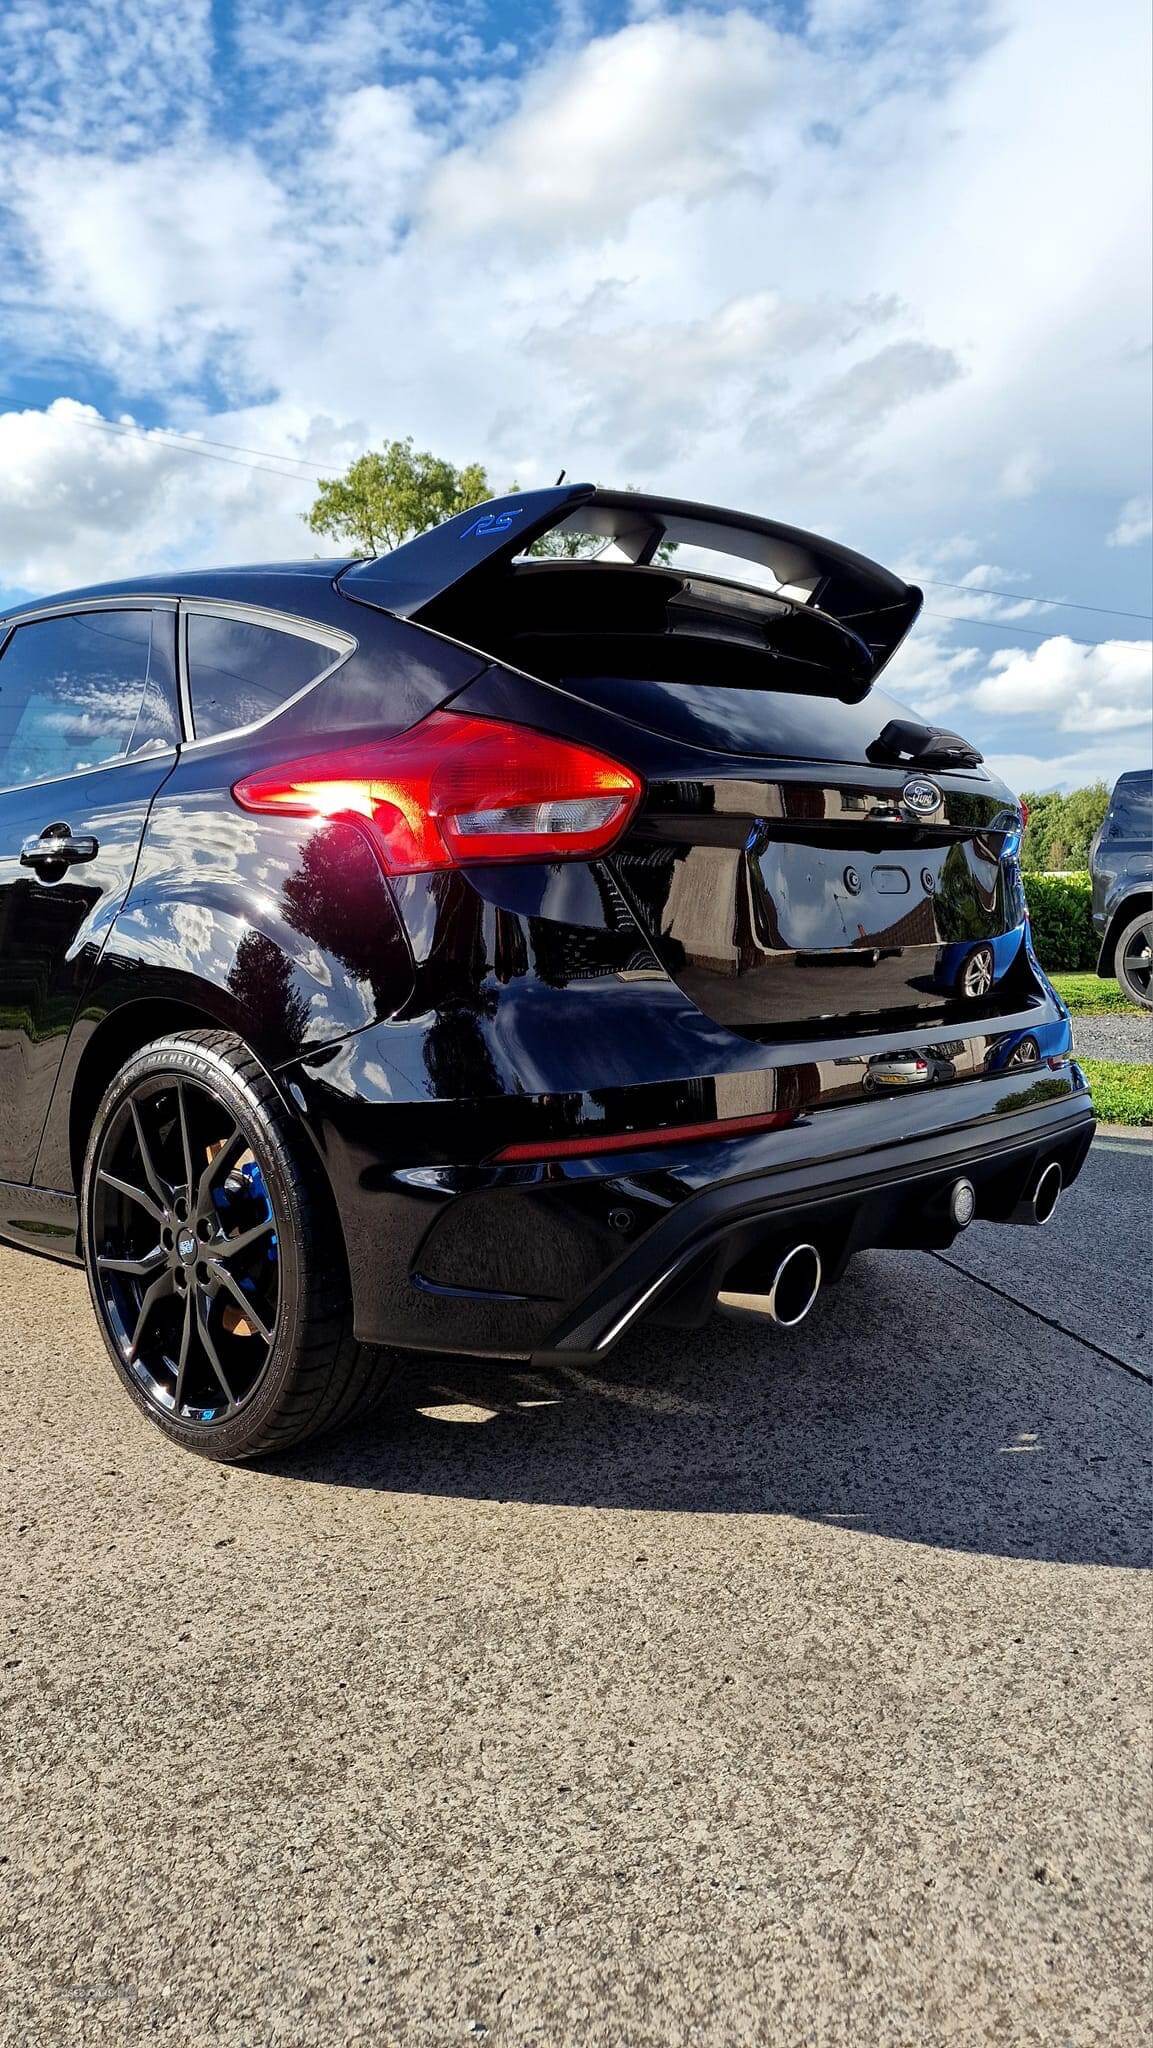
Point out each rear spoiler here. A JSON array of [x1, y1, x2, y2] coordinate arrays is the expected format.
[[339, 484, 922, 684]]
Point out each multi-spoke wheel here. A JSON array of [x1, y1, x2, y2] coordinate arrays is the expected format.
[[82, 1030, 394, 1460], [1114, 910, 1153, 1010], [1004, 1034, 1040, 1070], [959, 943, 995, 999]]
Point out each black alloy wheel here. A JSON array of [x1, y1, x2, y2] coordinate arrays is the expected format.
[[1114, 910, 1153, 1009], [82, 1030, 393, 1460], [90, 1073, 281, 1422]]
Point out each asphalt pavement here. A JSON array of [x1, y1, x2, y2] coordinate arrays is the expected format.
[[1, 1133, 1149, 2046]]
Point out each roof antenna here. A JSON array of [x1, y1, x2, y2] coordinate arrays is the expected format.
[[554, 468, 566, 485]]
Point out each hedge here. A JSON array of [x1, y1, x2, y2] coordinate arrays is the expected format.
[[1022, 870, 1097, 973]]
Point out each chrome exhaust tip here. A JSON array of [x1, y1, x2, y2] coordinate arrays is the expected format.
[[1009, 1159, 1064, 1227], [1031, 1159, 1063, 1225], [767, 1242, 823, 1326], [719, 1241, 823, 1328]]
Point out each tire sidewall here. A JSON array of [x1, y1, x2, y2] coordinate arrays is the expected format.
[[81, 1035, 315, 1459], [1114, 911, 1153, 1010]]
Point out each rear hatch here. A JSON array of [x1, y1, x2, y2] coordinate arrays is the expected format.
[[597, 681, 1024, 1040], [341, 487, 1028, 1043]]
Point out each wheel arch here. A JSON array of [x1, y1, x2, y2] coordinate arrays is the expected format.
[[59, 997, 238, 1197]]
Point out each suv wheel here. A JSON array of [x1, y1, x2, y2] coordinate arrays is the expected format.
[[1114, 910, 1153, 1009], [81, 1029, 395, 1461]]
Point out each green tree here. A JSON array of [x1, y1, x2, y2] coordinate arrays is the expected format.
[[306, 437, 491, 557], [1020, 782, 1110, 870], [527, 486, 677, 563]]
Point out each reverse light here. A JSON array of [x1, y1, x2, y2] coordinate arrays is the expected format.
[[233, 710, 643, 871], [493, 1109, 797, 1165]]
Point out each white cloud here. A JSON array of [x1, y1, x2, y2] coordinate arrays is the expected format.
[[981, 739, 1148, 797], [0, 0, 1148, 794], [0, 0, 212, 147], [423, 13, 786, 243], [970, 635, 1153, 734], [0, 398, 334, 593], [1108, 496, 1153, 548], [881, 619, 983, 717]]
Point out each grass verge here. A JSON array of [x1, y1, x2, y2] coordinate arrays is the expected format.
[[1080, 1061, 1153, 1126], [1048, 972, 1144, 1016]]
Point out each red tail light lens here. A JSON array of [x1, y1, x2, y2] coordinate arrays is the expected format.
[[233, 710, 643, 872], [1019, 799, 1030, 832], [493, 1109, 797, 1164]]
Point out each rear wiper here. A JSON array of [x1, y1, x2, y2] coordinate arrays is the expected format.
[[866, 717, 984, 769]]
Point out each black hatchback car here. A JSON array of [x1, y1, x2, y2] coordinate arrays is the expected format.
[[0, 486, 1095, 1460]]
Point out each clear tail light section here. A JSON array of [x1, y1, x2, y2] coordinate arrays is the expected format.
[[233, 710, 643, 872]]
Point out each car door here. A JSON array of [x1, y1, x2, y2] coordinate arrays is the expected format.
[[0, 602, 180, 1184]]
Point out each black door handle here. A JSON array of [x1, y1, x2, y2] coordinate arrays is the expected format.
[[20, 830, 100, 871]]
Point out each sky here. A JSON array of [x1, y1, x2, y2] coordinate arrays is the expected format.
[[0, 0, 1150, 795]]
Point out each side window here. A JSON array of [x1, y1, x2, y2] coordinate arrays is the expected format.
[[0, 611, 174, 789], [1118, 781, 1152, 840], [186, 614, 336, 739]]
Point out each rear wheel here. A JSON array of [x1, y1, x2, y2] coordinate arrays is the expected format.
[[81, 1030, 395, 1461], [1113, 909, 1153, 1009]]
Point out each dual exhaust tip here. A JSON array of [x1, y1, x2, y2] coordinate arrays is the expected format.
[[1010, 1158, 1063, 1228], [718, 1240, 824, 1329], [718, 1160, 1064, 1331]]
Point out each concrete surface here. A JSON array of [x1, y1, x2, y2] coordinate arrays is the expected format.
[[1, 1135, 1150, 2047]]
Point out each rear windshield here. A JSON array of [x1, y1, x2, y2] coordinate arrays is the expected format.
[[554, 674, 960, 767]]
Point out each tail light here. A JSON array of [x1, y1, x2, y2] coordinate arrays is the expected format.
[[492, 1109, 797, 1164], [1019, 798, 1030, 832], [233, 710, 643, 872]]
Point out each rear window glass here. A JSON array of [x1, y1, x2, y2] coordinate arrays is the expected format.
[[1113, 776, 1152, 835], [555, 675, 941, 766], [187, 614, 335, 739]]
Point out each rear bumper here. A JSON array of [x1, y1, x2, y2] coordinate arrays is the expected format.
[[290, 1046, 1095, 1360], [530, 1078, 1094, 1363]]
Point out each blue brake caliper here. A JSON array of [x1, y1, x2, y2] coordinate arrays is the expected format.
[[214, 1159, 278, 1301]]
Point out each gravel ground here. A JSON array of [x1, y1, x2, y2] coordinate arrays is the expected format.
[[1, 1134, 1150, 2048], [1071, 1013, 1153, 1062]]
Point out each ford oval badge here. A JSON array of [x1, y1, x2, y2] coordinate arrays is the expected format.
[[901, 778, 942, 815]]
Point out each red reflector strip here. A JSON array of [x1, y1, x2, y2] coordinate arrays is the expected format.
[[493, 1109, 797, 1164]]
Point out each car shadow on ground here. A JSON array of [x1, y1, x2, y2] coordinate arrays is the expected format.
[[269, 1249, 1150, 1569]]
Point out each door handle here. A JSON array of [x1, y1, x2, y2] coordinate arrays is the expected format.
[[20, 830, 100, 871]]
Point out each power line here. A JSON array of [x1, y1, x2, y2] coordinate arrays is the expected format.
[[74, 414, 326, 481], [923, 609, 1142, 645], [921, 575, 1151, 622], [41, 414, 1153, 632]]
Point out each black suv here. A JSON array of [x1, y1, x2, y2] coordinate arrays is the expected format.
[[0, 487, 1094, 1460], [1090, 769, 1153, 1008]]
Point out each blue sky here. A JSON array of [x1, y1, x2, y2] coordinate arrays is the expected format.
[[0, 0, 1149, 793]]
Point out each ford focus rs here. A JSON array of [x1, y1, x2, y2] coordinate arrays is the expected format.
[[0, 486, 1094, 1460]]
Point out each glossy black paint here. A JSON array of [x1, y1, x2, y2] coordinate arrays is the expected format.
[[0, 606, 180, 1181], [0, 514, 1094, 1370]]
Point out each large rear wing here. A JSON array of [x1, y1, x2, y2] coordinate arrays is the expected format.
[[339, 484, 922, 695]]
